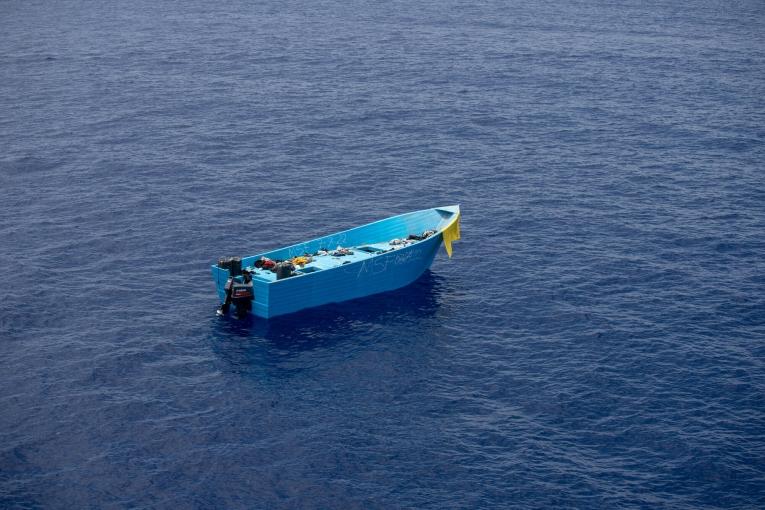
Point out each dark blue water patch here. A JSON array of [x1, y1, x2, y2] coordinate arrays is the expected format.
[[2, 0, 765, 508]]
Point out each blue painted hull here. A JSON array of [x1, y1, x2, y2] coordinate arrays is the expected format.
[[212, 205, 460, 319]]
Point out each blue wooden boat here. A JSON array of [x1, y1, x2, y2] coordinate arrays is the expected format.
[[212, 205, 461, 319]]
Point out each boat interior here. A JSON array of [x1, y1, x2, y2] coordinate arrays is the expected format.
[[243, 240, 426, 283]]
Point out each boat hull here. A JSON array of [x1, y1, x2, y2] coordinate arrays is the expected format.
[[211, 205, 459, 319]]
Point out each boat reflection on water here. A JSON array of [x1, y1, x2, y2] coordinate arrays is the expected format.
[[209, 271, 448, 372]]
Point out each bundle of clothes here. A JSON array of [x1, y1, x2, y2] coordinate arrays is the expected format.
[[251, 247, 353, 280], [254, 255, 313, 270], [331, 247, 353, 256], [253, 255, 309, 280], [389, 229, 436, 248], [252, 258, 295, 279]]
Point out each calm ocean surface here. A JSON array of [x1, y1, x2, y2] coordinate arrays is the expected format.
[[2, 0, 764, 508]]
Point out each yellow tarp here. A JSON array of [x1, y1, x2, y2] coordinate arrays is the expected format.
[[442, 213, 461, 258]]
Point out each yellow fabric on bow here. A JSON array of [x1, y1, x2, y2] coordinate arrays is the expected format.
[[442, 213, 461, 258]]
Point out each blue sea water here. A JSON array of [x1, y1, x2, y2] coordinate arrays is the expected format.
[[1, 0, 764, 507]]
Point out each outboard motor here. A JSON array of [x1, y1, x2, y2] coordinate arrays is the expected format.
[[218, 259, 253, 318], [231, 271, 254, 318]]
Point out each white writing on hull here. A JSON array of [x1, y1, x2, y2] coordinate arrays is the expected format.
[[286, 233, 349, 258], [353, 247, 424, 279]]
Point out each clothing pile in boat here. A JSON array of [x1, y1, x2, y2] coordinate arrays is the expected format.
[[252, 256, 299, 279], [254, 255, 312, 268], [291, 255, 311, 266], [254, 257, 276, 270], [309, 247, 354, 257], [389, 229, 437, 247], [409, 229, 436, 241], [274, 261, 295, 280], [331, 247, 354, 256]]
